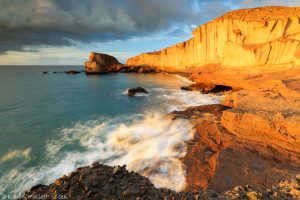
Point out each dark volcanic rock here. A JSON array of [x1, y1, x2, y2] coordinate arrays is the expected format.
[[118, 65, 161, 74], [127, 87, 149, 97], [180, 83, 234, 94], [42, 70, 83, 74], [21, 163, 300, 200], [21, 164, 201, 200], [65, 70, 81, 74]]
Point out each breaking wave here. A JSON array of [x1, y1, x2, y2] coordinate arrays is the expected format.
[[0, 75, 222, 195]]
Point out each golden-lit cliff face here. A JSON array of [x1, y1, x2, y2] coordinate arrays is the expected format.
[[127, 6, 300, 71]]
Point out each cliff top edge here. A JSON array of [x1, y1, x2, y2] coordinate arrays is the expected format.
[[216, 6, 300, 21]]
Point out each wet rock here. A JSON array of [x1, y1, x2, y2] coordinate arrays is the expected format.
[[127, 87, 149, 97], [91, 162, 100, 168], [137, 66, 158, 73], [180, 83, 233, 94], [209, 85, 232, 93], [180, 86, 193, 91], [21, 164, 300, 200], [118, 65, 160, 74], [30, 184, 46, 191], [65, 70, 81, 74]]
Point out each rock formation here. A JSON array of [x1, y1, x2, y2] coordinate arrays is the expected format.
[[127, 87, 149, 96], [169, 104, 300, 193], [127, 6, 300, 194], [85, 52, 123, 74], [58, 6, 300, 199], [84, 52, 165, 74], [127, 6, 300, 71], [21, 163, 300, 200]]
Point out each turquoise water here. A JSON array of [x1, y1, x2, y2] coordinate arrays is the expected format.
[[0, 66, 220, 196]]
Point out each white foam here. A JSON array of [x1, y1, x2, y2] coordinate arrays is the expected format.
[[172, 74, 195, 85], [0, 112, 194, 194], [152, 87, 223, 112], [1, 74, 223, 195], [107, 112, 194, 191], [0, 148, 31, 164]]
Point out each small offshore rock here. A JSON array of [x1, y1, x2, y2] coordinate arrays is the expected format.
[[66, 70, 81, 74], [127, 87, 149, 96]]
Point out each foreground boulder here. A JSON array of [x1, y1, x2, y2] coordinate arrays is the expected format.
[[21, 163, 300, 200], [127, 87, 149, 96], [21, 164, 212, 200], [85, 52, 123, 74]]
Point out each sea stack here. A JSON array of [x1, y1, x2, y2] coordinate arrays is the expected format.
[[85, 52, 123, 74]]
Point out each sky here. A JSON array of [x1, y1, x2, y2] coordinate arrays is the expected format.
[[0, 0, 299, 65]]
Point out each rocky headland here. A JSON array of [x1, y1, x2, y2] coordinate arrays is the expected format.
[[127, 6, 300, 70], [24, 6, 300, 200], [126, 6, 300, 194], [84, 52, 162, 74]]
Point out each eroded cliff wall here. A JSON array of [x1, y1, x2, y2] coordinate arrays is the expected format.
[[127, 7, 300, 71]]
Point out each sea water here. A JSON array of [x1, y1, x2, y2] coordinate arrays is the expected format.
[[0, 65, 221, 196]]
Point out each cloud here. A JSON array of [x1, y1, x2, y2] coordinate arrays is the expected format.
[[0, 0, 239, 54], [0, 0, 299, 60]]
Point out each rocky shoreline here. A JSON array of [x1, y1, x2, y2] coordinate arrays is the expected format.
[[21, 162, 300, 199], [21, 101, 300, 199], [170, 104, 300, 193], [23, 6, 300, 200], [122, 6, 300, 197]]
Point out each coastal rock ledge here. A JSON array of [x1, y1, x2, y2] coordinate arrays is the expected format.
[[21, 163, 300, 200]]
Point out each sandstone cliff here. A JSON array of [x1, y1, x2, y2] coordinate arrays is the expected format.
[[127, 6, 300, 71]]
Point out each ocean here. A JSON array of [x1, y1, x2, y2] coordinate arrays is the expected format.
[[0, 65, 221, 196]]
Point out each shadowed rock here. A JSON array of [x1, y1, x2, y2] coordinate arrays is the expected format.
[[65, 70, 81, 74], [127, 87, 149, 97], [181, 83, 234, 94], [20, 163, 300, 200]]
